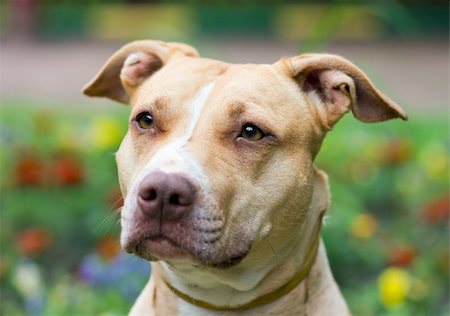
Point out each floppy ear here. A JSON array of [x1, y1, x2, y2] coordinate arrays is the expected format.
[[280, 54, 407, 130], [82, 40, 198, 104]]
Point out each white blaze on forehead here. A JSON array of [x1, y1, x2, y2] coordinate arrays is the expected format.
[[121, 81, 216, 245], [131, 81, 215, 193], [185, 81, 215, 140], [145, 81, 215, 174]]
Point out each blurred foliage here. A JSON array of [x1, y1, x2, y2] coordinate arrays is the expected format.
[[317, 115, 449, 315], [2, 2, 448, 40], [0, 103, 448, 315]]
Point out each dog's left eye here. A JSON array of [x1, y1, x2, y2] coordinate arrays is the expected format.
[[239, 124, 266, 141], [136, 112, 154, 129]]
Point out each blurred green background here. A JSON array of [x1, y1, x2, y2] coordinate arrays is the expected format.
[[0, 1, 448, 315]]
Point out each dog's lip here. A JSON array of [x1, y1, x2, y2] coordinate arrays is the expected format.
[[126, 233, 188, 259], [125, 232, 251, 268]]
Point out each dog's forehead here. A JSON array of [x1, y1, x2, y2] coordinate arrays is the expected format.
[[133, 57, 284, 107]]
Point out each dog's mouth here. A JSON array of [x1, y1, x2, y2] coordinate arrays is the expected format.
[[125, 232, 249, 269], [126, 233, 188, 261]]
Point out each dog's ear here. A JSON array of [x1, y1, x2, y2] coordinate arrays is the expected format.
[[279, 54, 407, 129], [82, 40, 198, 104]]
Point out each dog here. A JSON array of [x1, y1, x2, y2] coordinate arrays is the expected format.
[[83, 40, 407, 315]]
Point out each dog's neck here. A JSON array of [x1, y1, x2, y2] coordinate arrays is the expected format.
[[144, 239, 347, 316], [163, 232, 320, 311]]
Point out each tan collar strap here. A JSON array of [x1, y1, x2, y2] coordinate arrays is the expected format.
[[164, 218, 323, 312]]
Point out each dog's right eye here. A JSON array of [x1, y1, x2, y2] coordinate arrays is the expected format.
[[239, 124, 266, 141], [135, 112, 154, 129]]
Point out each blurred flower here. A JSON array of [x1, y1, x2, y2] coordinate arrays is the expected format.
[[418, 143, 449, 181], [16, 228, 52, 256], [12, 260, 45, 313], [78, 252, 150, 298], [388, 244, 418, 267], [90, 117, 123, 150], [56, 124, 85, 153], [422, 194, 449, 223], [348, 158, 378, 185], [78, 254, 104, 286], [349, 213, 378, 239], [52, 153, 84, 185], [380, 138, 412, 166], [14, 154, 43, 186], [96, 236, 121, 261], [33, 110, 55, 134], [378, 267, 410, 308]]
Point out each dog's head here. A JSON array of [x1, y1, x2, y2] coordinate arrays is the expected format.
[[83, 40, 406, 271]]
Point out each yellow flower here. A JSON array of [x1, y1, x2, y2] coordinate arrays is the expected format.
[[349, 213, 378, 239], [90, 117, 124, 150], [418, 143, 449, 181], [57, 124, 83, 152], [378, 267, 410, 308]]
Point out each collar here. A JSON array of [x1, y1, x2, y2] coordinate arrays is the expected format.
[[164, 217, 323, 312]]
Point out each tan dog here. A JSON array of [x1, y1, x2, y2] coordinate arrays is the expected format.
[[83, 40, 407, 315]]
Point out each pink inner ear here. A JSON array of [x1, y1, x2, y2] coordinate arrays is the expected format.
[[120, 52, 163, 87], [303, 70, 323, 96], [304, 70, 353, 127]]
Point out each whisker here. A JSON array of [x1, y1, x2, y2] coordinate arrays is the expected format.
[[108, 196, 124, 214], [95, 206, 123, 233], [266, 239, 279, 265]]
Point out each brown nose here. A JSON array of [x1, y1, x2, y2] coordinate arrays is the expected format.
[[137, 172, 196, 221]]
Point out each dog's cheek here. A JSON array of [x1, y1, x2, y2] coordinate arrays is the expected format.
[[115, 133, 137, 197]]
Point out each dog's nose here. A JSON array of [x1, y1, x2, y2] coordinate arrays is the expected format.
[[137, 172, 196, 221]]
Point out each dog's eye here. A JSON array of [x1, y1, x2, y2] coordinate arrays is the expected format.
[[240, 124, 265, 141], [136, 112, 154, 129]]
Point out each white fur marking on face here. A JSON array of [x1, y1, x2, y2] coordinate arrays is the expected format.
[[185, 81, 215, 140], [121, 82, 216, 246], [140, 81, 215, 174]]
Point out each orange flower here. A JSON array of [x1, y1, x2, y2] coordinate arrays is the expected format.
[[15, 155, 43, 187], [380, 138, 411, 166], [52, 154, 84, 186], [16, 228, 52, 255], [96, 236, 121, 261], [422, 195, 449, 223], [388, 244, 418, 267]]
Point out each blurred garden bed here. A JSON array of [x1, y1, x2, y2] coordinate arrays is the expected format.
[[0, 102, 448, 315]]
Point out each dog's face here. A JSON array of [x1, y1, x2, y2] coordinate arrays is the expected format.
[[84, 40, 406, 271], [116, 58, 320, 269]]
